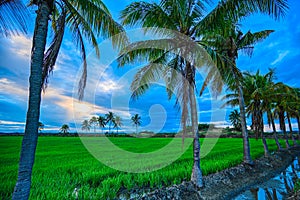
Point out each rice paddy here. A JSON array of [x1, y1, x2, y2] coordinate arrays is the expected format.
[[0, 136, 287, 199]]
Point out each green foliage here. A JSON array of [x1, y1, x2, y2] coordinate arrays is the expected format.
[[295, 179, 300, 192], [0, 136, 286, 199], [229, 110, 242, 131]]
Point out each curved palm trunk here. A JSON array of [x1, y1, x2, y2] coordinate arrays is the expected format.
[[250, 188, 259, 200], [279, 109, 290, 148], [232, 69, 253, 164], [272, 189, 279, 200], [254, 102, 269, 156], [227, 54, 253, 164], [287, 113, 297, 146], [269, 111, 282, 150], [12, 2, 51, 199], [260, 113, 269, 156], [296, 115, 300, 140]]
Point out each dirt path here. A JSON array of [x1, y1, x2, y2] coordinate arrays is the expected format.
[[136, 146, 300, 200]]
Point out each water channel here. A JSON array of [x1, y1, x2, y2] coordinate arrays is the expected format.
[[234, 157, 300, 200]]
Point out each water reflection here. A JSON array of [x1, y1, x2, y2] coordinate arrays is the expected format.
[[234, 157, 299, 200]]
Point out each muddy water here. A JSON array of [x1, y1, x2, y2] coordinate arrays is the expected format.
[[234, 158, 300, 200]]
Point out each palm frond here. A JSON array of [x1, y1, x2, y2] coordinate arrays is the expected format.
[[0, 0, 29, 36], [130, 63, 165, 100], [121, 1, 176, 31], [67, 0, 128, 49], [42, 8, 66, 91]]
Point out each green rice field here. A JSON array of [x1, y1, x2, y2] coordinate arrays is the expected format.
[[0, 136, 288, 199]]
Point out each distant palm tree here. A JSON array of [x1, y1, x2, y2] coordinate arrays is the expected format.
[[60, 124, 69, 135], [131, 114, 141, 134], [81, 120, 91, 132], [113, 116, 122, 134], [38, 122, 44, 133], [89, 116, 98, 133], [229, 110, 241, 132], [0, 0, 29, 36], [105, 112, 115, 133], [98, 116, 106, 134]]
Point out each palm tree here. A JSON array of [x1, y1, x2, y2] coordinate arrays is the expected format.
[[60, 124, 70, 135], [201, 16, 275, 159], [105, 112, 115, 133], [38, 122, 44, 133], [81, 120, 91, 132], [225, 69, 282, 152], [119, 0, 288, 186], [113, 116, 122, 134], [0, 0, 29, 36], [131, 114, 141, 134], [12, 1, 126, 199], [98, 115, 106, 134], [229, 110, 241, 131], [89, 116, 98, 133]]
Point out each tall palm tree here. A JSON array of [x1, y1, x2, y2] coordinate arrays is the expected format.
[[81, 119, 91, 132], [113, 115, 122, 134], [98, 115, 106, 134], [0, 0, 29, 36], [89, 116, 98, 133], [131, 114, 141, 134], [12, 2, 126, 198], [105, 111, 115, 133], [119, 0, 288, 186], [60, 124, 69, 135], [201, 16, 275, 159], [229, 110, 241, 131]]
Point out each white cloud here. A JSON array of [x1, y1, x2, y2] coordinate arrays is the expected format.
[[0, 120, 25, 125], [0, 78, 28, 101], [7, 35, 32, 58], [271, 50, 289, 65], [264, 123, 299, 132]]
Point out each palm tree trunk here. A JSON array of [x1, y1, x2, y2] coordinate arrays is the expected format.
[[287, 113, 297, 146], [260, 112, 269, 156], [229, 59, 253, 165], [287, 113, 293, 133], [250, 188, 259, 200], [181, 75, 189, 150], [12, 2, 51, 199], [189, 83, 203, 188], [185, 62, 203, 188], [279, 109, 290, 148], [237, 81, 253, 164], [272, 188, 278, 200], [296, 115, 300, 140], [269, 111, 282, 150]]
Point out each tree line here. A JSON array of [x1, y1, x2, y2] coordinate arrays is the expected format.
[[227, 69, 299, 156], [81, 112, 142, 134]]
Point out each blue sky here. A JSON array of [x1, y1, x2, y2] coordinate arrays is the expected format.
[[0, 0, 299, 133]]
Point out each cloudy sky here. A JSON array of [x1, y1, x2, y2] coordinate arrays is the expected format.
[[0, 0, 299, 133]]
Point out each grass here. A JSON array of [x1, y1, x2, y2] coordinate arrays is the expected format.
[[0, 136, 289, 199]]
